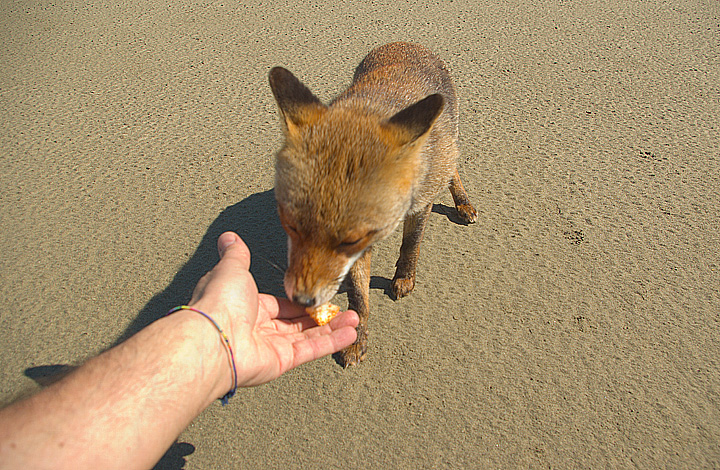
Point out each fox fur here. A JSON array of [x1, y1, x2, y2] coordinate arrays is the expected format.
[[269, 42, 477, 366]]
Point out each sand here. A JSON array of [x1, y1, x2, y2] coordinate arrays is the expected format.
[[1, 0, 719, 468]]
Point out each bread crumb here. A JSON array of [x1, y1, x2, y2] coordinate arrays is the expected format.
[[305, 303, 341, 326]]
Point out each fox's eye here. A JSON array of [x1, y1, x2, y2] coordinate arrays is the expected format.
[[339, 237, 362, 249], [337, 230, 378, 251]]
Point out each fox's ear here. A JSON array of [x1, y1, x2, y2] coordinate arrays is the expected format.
[[269, 67, 326, 133], [383, 94, 445, 146]]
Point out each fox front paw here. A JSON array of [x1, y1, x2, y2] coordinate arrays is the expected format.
[[456, 203, 478, 224], [337, 343, 367, 367], [391, 274, 415, 299], [334, 326, 367, 367]]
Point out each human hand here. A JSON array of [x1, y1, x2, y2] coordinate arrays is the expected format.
[[188, 232, 358, 389]]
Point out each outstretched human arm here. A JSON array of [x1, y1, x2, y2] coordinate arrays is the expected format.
[[0, 232, 358, 470]]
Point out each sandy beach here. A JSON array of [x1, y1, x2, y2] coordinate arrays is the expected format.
[[1, 0, 718, 468]]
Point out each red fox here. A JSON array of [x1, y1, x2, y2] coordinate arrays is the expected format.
[[269, 42, 477, 366]]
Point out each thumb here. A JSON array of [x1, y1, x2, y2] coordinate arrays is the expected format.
[[217, 232, 251, 269]]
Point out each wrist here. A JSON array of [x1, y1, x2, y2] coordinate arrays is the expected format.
[[162, 309, 235, 406]]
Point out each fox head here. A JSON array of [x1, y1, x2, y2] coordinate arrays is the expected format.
[[269, 66, 444, 308]]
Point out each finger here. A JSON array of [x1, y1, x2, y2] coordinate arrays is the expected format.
[[217, 231, 243, 255], [256, 295, 319, 335], [258, 294, 305, 320], [290, 325, 358, 367], [329, 309, 360, 328], [217, 232, 251, 269]]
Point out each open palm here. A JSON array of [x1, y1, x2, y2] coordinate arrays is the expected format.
[[190, 231, 358, 388]]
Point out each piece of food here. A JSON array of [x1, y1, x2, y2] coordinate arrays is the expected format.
[[306, 303, 341, 326]]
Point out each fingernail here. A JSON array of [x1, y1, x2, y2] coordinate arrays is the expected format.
[[218, 232, 238, 254]]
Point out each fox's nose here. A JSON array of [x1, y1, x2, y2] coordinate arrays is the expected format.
[[292, 293, 316, 308]]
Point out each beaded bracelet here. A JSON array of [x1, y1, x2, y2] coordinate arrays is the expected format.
[[166, 306, 238, 405]]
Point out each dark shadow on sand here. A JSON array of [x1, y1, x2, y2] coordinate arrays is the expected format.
[[152, 442, 196, 470], [115, 188, 287, 345], [432, 203, 473, 225]]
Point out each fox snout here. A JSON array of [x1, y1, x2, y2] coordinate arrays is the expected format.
[[283, 238, 360, 308], [284, 280, 332, 309]]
